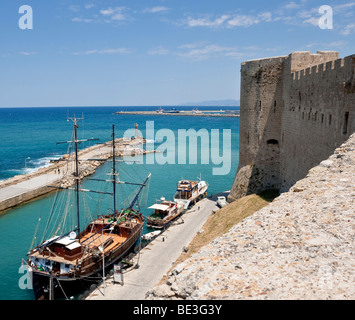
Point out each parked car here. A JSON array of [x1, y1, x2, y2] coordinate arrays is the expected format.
[[216, 196, 227, 208]]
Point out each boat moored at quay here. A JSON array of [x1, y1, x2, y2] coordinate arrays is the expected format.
[[25, 120, 150, 300], [174, 178, 208, 209], [146, 197, 184, 229]]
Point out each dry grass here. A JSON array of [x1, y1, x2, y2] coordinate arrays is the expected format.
[[159, 190, 278, 284]]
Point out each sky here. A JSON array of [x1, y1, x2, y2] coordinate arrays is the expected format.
[[0, 0, 354, 107]]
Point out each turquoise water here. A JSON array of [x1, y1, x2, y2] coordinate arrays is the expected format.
[[0, 106, 239, 300]]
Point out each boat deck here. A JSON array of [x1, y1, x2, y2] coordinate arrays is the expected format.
[[81, 232, 127, 252]]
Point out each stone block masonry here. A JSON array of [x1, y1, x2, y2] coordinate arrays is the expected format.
[[147, 134, 355, 300], [229, 51, 354, 201]]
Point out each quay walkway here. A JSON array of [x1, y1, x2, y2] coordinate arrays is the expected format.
[[86, 195, 221, 300]]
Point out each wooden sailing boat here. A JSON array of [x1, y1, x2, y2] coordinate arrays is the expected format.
[[26, 120, 150, 300]]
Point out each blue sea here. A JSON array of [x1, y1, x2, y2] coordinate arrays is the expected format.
[[0, 106, 239, 300]]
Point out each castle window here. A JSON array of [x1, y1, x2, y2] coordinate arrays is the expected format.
[[329, 114, 332, 126], [343, 112, 349, 134], [274, 101, 276, 113], [267, 139, 279, 145], [259, 101, 262, 111], [321, 114, 324, 124]]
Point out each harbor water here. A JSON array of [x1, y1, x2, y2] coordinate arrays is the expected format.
[[0, 106, 239, 300]]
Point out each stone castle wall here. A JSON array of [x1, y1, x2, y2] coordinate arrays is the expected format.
[[229, 51, 355, 201]]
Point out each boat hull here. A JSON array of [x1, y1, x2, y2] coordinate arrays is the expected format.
[[146, 209, 184, 229], [29, 223, 143, 300]]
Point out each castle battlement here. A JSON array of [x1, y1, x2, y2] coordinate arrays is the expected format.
[[292, 57, 346, 81], [229, 51, 354, 202]]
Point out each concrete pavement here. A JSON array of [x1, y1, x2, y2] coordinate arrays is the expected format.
[[0, 173, 62, 203], [86, 196, 220, 300]]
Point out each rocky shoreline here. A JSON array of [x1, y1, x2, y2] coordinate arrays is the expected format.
[[147, 133, 355, 300], [0, 137, 155, 213]]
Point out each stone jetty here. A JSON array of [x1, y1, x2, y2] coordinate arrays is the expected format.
[[115, 110, 239, 117], [0, 137, 153, 213]]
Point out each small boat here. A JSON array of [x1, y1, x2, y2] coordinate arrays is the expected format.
[[192, 108, 202, 114], [163, 108, 180, 114], [25, 120, 150, 300], [146, 197, 184, 229], [174, 178, 208, 209], [141, 230, 161, 241], [156, 108, 164, 113]]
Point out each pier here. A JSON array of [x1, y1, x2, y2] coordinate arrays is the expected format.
[[86, 194, 221, 300], [115, 110, 240, 117], [0, 137, 153, 214]]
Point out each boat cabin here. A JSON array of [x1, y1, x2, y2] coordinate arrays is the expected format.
[[174, 180, 198, 199]]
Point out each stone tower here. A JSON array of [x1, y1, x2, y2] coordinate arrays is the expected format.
[[229, 51, 355, 202]]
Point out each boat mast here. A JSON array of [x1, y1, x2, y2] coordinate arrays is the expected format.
[[72, 116, 82, 243], [57, 116, 99, 242], [128, 173, 151, 210], [112, 124, 117, 218]]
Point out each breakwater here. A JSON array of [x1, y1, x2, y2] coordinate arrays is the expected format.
[[115, 110, 240, 117], [0, 137, 154, 213]]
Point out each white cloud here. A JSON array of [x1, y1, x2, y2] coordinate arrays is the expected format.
[[143, 6, 170, 14], [68, 5, 80, 12], [283, 2, 301, 10], [227, 15, 259, 27], [333, 2, 355, 12], [259, 12, 273, 22], [340, 23, 355, 35], [186, 15, 230, 28], [148, 47, 170, 55], [178, 41, 208, 49], [177, 43, 244, 61], [303, 17, 319, 27], [72, 17, 93, 23], [85, 4, 94, 10], [185, 12, 273, 29], [19, 51, 37, 56], [73, 48, 131, 55], [100, 7, 128, 21], [305, 40, 347, 48]]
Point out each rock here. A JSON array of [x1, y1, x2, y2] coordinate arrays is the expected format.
[[148, 284, 175, 298], [292, 187, 304, 192], [319, 160, 334, 168]]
